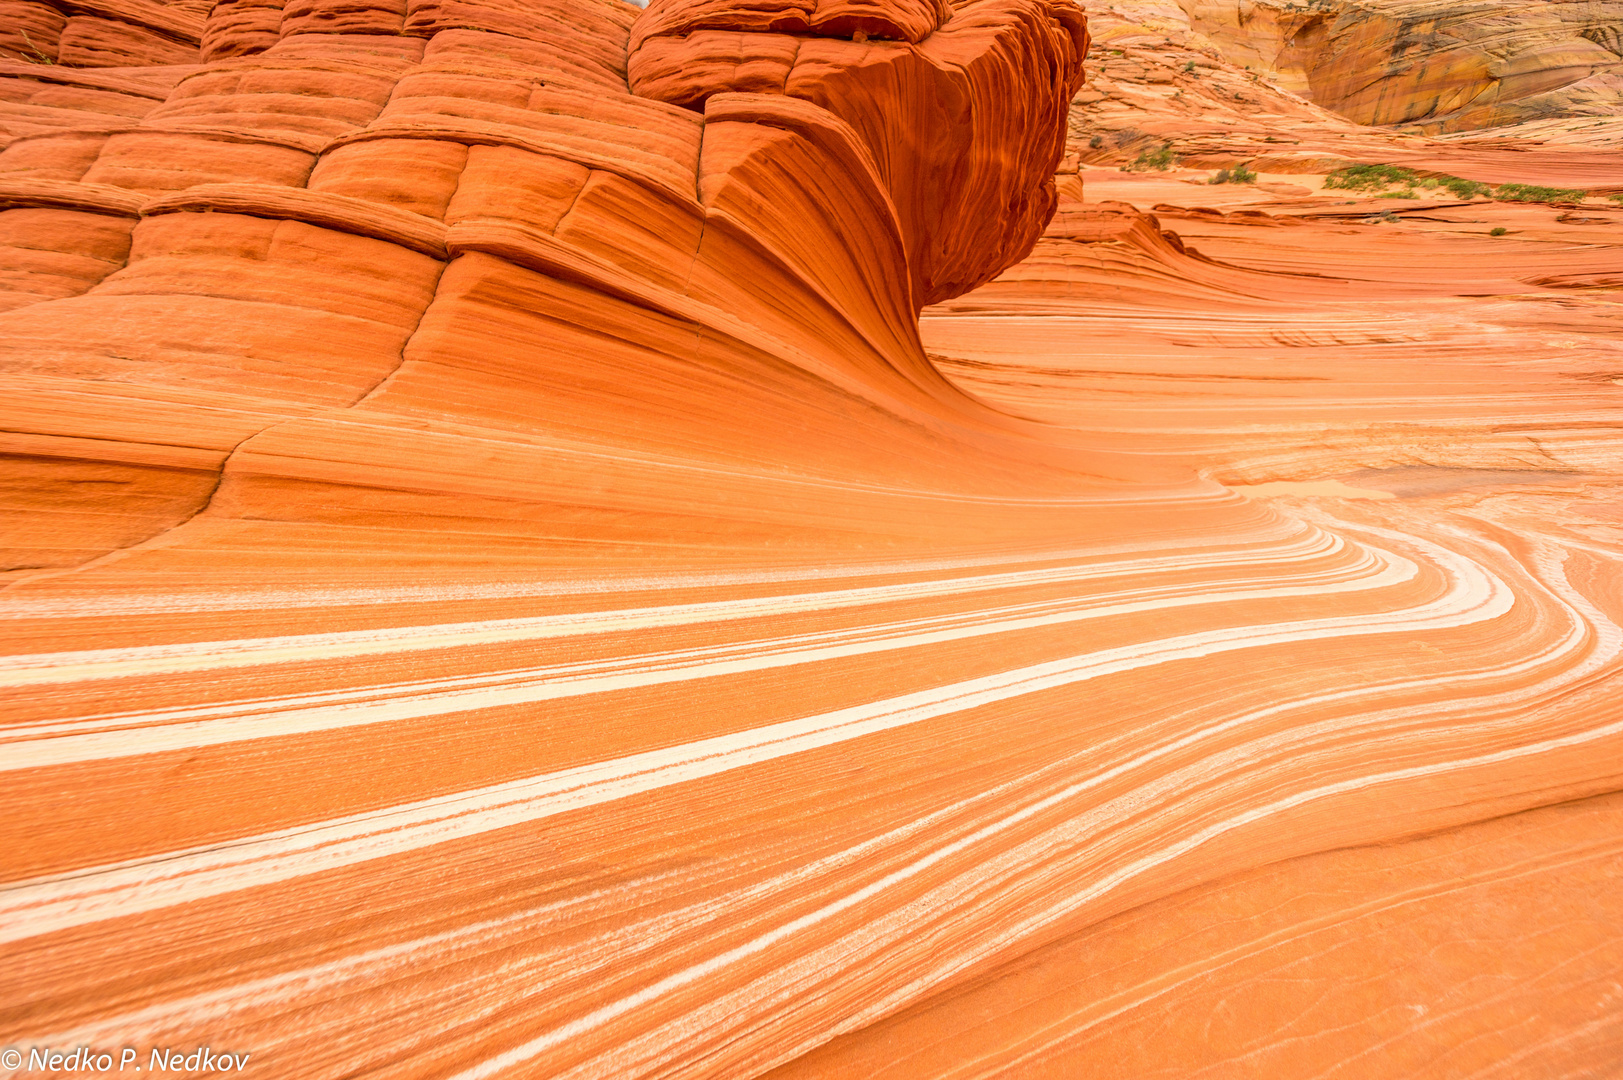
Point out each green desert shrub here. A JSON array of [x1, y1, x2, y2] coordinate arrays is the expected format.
[[1439, 175, 1491, 198], [1325, 164, 1489, 199], [1130, 143, 1178, 171], [1209, 163, 1257, 185], [1490, 227, 1508, 236], [1325, 164, 1417, 191], [1494, 183, 1587, 204]]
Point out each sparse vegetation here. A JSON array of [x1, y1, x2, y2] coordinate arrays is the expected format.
[[1129, 143, 1178, 171], [1325, 164, 1419, 191], [1331, 172, 1591, 205], [1089, 135, 1104, 149], [1490, 227, 1508, 236], [1439, 176, 1490, 198], [1210, 163, 1257, 185], [1494, 183, 1587, 204], [1610, 193, 1623, 205], [1324, 164, 1490, 199], [1443, 177, 1491, 198]]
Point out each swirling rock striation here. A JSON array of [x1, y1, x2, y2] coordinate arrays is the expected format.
[[0, 0, 1097, 573], [629, 0, 1088, 303], [2, 0, 1622, 1077]]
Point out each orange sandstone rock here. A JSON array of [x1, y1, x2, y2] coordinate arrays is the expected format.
[[1, 0, 1621, 1077], [631, 0, 1089, 303], [1176, 0, 1623, 131]]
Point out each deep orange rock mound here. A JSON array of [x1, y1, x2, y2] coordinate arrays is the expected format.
[[630, 0, 1089, 304], [0, 0, 1100, 577]]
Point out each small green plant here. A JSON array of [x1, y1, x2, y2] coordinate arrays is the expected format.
[[1089, 134, 1103, 149], [1494, 183, 1587, 204], [1609, 193, 1623, 205], [1380, 211, 1398, 223], [1130, 143, 1178, 171], [1184, 59, 1196, 72], [1210, 163, 1257, 185], [1490, 226, 1508, 236]]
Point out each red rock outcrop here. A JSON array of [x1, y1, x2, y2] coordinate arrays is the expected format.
[[1174, 0, 1623, 132], [628, 0, 1088, 303], [1066, 0, 1623, 179], [0, 0, 1096, 575], [2, 0, 1622, 1076]]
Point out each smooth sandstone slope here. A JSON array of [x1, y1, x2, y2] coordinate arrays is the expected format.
[[2, 1, 1623, 1078]]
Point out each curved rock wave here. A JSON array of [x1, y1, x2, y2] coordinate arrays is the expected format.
[[2, 0, 1621, 1075]]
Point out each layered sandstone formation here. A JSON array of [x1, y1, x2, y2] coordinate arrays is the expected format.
[[1068, 0, 1623, 174], [1169, 0, 1623, 132], [3, 0, 1623, 1078]]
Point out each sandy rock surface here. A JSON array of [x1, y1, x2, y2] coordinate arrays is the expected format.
[[1, 0, 1621, 1076]]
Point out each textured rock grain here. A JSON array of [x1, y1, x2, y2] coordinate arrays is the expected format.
[[1175, 0, 1623, 131], [1, 0, 1621, 1076]]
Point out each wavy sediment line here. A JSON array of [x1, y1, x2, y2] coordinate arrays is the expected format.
[[972, 831, 1623, 1079], [373, 521, 1612, 1079], [0, 534, 1393, 767], [0, 525, 1510, 945], [0, 517, 1305, 620], [24, 519, 1614, 1078], [0, 521, 1330, 686], [4, 0, 1622, 1068], [494, 528, 1620, 1079]]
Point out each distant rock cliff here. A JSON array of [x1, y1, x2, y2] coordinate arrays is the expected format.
[[1174, 0, 1623, 131]]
